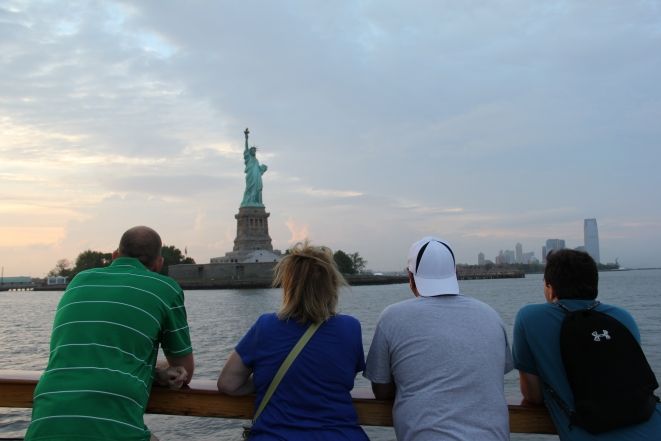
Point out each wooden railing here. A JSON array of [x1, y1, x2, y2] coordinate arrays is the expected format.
[[0, 370, 556, 434]]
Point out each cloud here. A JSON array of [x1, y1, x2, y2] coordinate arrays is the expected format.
[[300, 187, 363, 198], [0, 226, 65, 247], [107, 174, 231, 197], [285, 218, 310, 244]]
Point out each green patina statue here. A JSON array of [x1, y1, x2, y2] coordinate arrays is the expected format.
[[241, 128, 268, 208]]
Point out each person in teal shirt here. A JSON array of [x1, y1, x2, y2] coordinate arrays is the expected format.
[[513, 249, 661, 441]]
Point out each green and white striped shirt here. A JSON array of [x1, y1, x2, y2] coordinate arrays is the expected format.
[[26, 257, 193, 441]]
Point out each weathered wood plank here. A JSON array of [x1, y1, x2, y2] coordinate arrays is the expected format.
[[0, 370, 556, 434]]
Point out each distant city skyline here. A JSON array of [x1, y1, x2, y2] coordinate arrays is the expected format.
[[489, 244, 538, 266], [479, 218, 609, 266]]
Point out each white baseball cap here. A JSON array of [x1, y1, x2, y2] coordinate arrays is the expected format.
[[407, 236, 460, 296]]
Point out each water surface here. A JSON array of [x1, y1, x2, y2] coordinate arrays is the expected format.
[[1, 270, 659, 440]]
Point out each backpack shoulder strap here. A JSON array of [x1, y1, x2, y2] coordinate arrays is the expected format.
[[544, 382, 575, 421], [556, 300, 600, 314]]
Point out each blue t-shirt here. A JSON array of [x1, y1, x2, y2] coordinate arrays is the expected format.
[[236, 313, 368, 441], [513, 299, 661, 441]]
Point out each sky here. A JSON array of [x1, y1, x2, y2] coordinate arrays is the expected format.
[[1, 0, 660, 277]]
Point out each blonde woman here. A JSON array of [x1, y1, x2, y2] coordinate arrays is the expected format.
[[218, 242, 368, 441]]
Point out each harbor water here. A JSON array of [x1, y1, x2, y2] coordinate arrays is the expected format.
[[1, 269, 660, 440]]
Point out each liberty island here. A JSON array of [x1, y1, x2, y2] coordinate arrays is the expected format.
[[167, 129, 409, 288], [169, 129, 282, 287], [167, 129, 522, 289]]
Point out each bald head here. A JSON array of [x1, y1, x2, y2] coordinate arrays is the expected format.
[[117, 226, 163, 269]]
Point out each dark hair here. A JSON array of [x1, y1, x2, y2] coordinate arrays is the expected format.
[[118, 226, 162, 267], [544, 249, 598, 299], [274, 241, 346, 324]]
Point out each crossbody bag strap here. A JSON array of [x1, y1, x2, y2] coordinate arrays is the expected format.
[[252, 321, 321, 422]]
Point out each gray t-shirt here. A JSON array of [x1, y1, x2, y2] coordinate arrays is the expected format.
[[364, 295, 513, 441]]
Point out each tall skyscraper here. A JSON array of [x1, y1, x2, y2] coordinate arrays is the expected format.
[[544, 239, 566, 261], [496, 250, 516, 264], [478, 252, 485, 266], [515, 243, 523, 263], [584, 218, 600, 263]]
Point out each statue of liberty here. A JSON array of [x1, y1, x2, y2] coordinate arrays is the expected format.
[[241, 128, 267, 207]]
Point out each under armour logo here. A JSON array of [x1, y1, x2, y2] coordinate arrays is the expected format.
[[592, 330, 611, 342]]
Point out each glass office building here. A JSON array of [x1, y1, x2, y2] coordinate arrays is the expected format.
[[583, 218, 600, 263]]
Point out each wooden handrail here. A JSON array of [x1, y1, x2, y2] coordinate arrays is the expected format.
[[0, 370, 556, 434]]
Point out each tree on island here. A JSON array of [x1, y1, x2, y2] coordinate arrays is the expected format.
[[48, 259, 74, 278], [48, 251, 111, 278], [75, 250, 113, 273], [161, 245, 195, 275], [48, 245, 194, 279], [333, 250, 367, 275], [349, 252, 367, 274]]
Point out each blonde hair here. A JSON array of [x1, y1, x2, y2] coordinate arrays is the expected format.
[[275, 241, 346, 324]]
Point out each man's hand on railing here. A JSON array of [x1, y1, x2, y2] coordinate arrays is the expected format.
[[155, 365, 188, 389]]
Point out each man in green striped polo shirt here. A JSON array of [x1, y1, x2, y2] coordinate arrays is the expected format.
[[25, 226, 195, 441]]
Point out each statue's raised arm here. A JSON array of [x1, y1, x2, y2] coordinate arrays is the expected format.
[[244, 128, 250, 152]]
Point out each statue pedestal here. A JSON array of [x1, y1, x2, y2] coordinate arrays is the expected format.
[[210, 206, 279, 264], [233, 206, 274, 252]]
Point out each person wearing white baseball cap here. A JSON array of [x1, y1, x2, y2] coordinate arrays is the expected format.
[[407, 236, 460, 296], [364, 236, 513, 441]]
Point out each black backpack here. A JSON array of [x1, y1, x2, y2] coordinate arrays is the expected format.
[[550, 301, 659, 434]]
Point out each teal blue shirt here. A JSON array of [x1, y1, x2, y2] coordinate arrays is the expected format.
[[513, 300, 661, 441]]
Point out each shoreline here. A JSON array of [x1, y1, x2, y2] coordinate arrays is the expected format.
[[6, 270, 526, 292], [6, 266, 656, 293]]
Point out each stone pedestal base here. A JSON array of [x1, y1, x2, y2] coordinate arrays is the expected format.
[[233, 206, 274, 252], [209, 206, 280, 264]]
